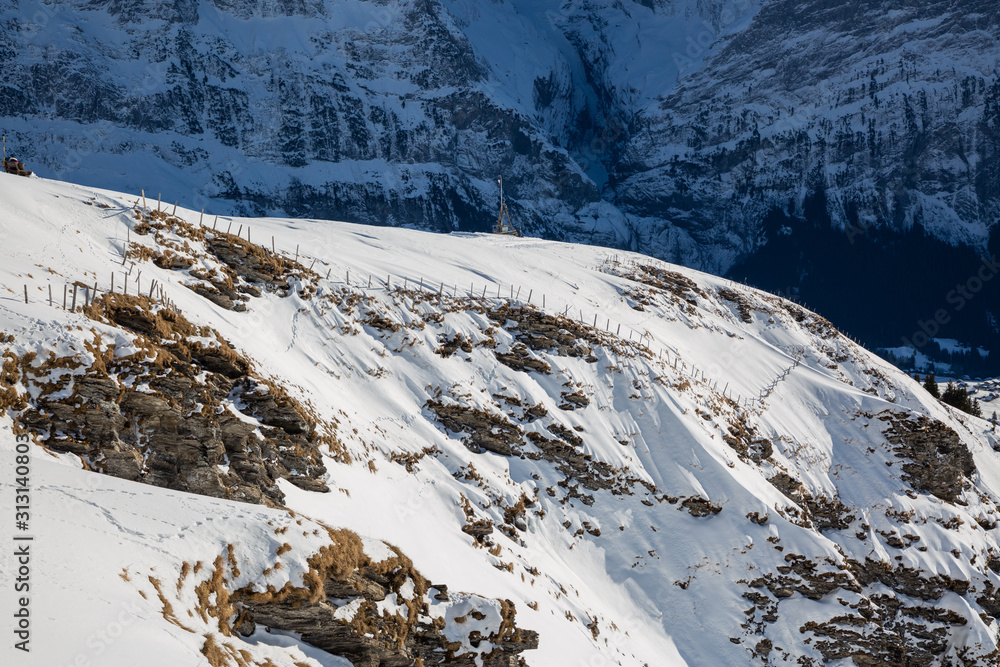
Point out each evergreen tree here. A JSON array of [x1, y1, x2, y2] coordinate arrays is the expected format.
[[923, 373, 939, 398], [940, 382, 982, 417], [914, 373, 921, 383], [942, 381, 962, 409]]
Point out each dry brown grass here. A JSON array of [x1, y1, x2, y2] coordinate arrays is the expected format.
[[194, 556, 235, 636], [226, 545, 241, 579], [86, 292, 207, 340], [200, 634, 265, 667], [0, 349, 27, 413], [149, 575, 195, 633], [178, 562, 191, 592], [200, 634, 229, 667]]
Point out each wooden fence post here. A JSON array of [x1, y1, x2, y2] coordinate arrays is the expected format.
[[71, 285, 78, 311], [63, 285, 67, 309], [23, 285, 27, 304], [142, 189, 147, 210], [48, 284, 52, 306]]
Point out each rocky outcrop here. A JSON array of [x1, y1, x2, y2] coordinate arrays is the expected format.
[[878, 411, 974, 503], [132, 206, 315, 309], [228, 530, 538, 667], [488, 304, 600, 362], [426, 400, 523, 456], [13, 294, 334, 506], [680, 496, 722, 517], [768, 471, 856, 531], [164, 528, 538, 667]]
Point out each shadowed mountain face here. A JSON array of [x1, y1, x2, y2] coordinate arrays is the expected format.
[[2, 0, 999, 370], [610, 0, 1000, 371]]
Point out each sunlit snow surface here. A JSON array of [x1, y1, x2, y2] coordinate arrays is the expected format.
[[2, 175, 1000, 666]]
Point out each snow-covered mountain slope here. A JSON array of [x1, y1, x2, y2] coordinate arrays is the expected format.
[[5, 175, 1000, 665]]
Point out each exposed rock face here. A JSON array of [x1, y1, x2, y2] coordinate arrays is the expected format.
[[878, 411, 975, 503], [14, 294, 333, 506], [131, 205, 316, 310], [166, 529, 538, 667], [680, 495, 722, 517], [487, 304, 599, 362], [768, 471, 855, 531], [426, 400, 523, 456], [232, 531, 538, 667]]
